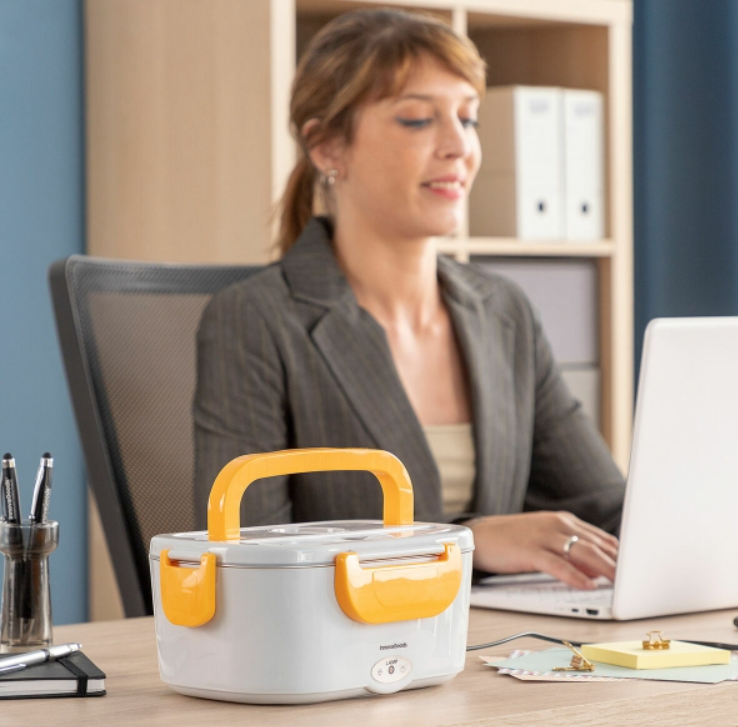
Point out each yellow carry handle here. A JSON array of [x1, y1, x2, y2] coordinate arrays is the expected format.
[[161, 448, 456, 628], [207, 448, 414, 541]]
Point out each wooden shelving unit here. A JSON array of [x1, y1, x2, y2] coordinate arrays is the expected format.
[[83, 0, 633, 619], [436, 239, 618, 258]]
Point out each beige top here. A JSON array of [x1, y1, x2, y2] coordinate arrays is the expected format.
[[423, 423, 476, 517]]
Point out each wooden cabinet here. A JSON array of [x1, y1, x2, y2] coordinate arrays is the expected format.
[[84, 0, 632, 618]]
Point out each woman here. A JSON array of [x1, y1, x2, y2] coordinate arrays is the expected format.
[[194, 8, 624, 589]]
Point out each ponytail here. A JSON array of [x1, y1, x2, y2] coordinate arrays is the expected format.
[[277, 154, 316, 256]]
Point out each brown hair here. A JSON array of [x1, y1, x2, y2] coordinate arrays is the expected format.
[[276, 8, 486, 255]]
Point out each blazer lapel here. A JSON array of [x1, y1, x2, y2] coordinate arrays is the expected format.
[[282, 219, 442, 519], [439, 258, 519, 515]]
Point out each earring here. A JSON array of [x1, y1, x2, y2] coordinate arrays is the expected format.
[[322, 168, 338, 186]]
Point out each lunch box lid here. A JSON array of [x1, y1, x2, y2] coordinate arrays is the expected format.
[[150, 520, 474, 568]]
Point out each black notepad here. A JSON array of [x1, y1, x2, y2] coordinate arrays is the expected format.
[[0, 651, 105, 699]]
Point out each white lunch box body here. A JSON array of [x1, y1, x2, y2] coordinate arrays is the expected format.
[[149, 448, 474, 704], [150, 520, 473, 703]]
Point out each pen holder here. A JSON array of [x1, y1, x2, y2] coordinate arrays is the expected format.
[[0, 520, 58, 653]]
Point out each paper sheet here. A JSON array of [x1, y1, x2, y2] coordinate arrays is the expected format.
[[483, 648, 738, 684]]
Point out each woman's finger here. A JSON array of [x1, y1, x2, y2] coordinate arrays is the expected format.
[[566, 538, 617, 581], [550, 513, 619, 560], [568, 529, 619, 562], [533, 550, 598, 590], [575, 520, 619, 550], [554, 511, 619, 545]]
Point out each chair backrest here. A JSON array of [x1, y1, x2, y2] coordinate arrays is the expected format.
[[49, 255, 261, 617]]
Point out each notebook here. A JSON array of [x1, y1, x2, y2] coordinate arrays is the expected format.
[[470, 317, 738, 620], [0, 651, 105, 699]]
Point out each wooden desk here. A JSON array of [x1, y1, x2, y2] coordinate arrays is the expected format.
[[5, 608, 738, 726]]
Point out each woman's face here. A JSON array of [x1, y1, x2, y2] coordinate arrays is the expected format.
[[332, 57, 481, 242]]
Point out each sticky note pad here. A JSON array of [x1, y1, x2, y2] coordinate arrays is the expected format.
[[580, 640, 731, 670]]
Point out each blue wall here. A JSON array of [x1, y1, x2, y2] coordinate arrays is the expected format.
[[633, 0, 738, 376], [0, 1, 86, 624]]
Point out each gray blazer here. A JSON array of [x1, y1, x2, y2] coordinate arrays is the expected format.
[[194, 217, 625, 532]]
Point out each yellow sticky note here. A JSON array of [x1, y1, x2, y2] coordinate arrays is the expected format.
[[580, 640, 731, 670]]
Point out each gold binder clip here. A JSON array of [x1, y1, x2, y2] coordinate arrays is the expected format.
[[642, 630, 671, 650], [552, 641, 596, 672]]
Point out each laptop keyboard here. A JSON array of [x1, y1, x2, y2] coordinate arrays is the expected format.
[[482, 579, 614, 606]]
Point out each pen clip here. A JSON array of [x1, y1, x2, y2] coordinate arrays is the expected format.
[[0, 663, 26, 674]]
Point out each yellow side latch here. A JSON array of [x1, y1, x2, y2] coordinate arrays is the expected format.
[[160, 550, 216, 627], [334, 542, 462, 624]]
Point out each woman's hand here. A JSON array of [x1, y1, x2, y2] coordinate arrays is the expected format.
[[466, 511, 618, 590]]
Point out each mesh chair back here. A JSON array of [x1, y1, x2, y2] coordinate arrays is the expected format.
[[49, 256, 261, 617]]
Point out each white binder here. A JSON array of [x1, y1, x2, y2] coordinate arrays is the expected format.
[[470, 86, 564, 240], [563, 89, 604, 240]]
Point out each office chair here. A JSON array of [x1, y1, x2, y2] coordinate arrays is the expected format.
[[49, 256, 261, 617]]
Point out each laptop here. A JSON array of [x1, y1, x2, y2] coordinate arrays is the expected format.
[[470, 317, 738, 620]]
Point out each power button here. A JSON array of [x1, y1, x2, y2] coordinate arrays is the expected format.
[[371, 656, 412, 683]]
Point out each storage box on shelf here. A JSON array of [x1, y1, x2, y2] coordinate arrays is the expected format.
[[473, 257, 602, 429]]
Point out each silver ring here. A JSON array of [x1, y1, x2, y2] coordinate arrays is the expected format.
[[563, 535, 579, 556]]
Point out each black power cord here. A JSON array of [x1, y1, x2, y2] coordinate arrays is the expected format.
[[466, 631, 738, 652], [467, 632, 583, 651]]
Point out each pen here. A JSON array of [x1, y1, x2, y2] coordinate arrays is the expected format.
[[0, 642, 82, 674], [25, 453, 53, 625], [28, 453, 52, 523], [682, 639, 738, 651], [1, 453, 26, 626], [1, 454, 22, 524]]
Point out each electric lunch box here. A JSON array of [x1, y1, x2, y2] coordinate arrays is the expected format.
[[150, 448, 474, 704]]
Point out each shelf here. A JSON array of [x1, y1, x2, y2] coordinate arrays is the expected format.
[[437, 238, 616, 257], [296, 0, 631, 27], [465, 0, 631, 27], [296, 0, 451, 19]]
